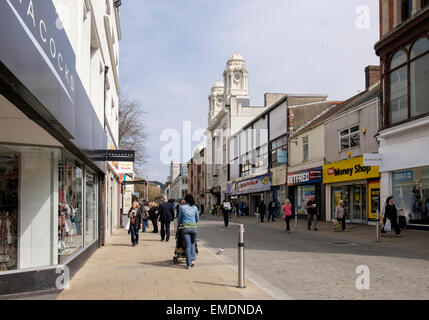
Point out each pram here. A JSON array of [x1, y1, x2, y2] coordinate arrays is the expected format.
[[173, 226, 198, 265]]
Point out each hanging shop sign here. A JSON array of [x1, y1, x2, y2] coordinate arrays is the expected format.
[[227, 173, 272, 196], [287, 167, 322, 186], [323, 156, 380, 184], [106, 150, 135, 162]]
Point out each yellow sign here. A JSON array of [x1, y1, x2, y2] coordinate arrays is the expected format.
[[323, 156, 380, 184], [368, 181, 380, 220]]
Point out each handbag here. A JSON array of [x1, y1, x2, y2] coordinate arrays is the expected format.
[[333, 221, 341, 231], [384, 219, 392, 232], [125, 219, 130, 231]]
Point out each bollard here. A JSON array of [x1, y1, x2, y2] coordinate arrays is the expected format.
[[294, 210, 298, 229], [376, 209, 380, 242], [237, 224, 246, 288], [255, 213, 260, 224]]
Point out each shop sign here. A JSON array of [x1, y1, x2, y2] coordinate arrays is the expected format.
[[287, 167, 322, 186], [227, 173, 272, 195], [393, 170, 414, 183], [116, 162, 134, 175], [106, 150, 135, 162], [277, 150, 287, 164], [363, 153, 383, 167], [323, 156, 380, 184]]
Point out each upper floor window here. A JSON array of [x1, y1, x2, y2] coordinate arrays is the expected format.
[[339, 125, 360, 151], [388, 36, 429, 125], [303, 136, 309, 161], [401, 0, 413, 22], [422, 0, 429, 9]]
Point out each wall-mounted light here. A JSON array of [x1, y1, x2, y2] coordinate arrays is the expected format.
[[362, 127, 367, 134], [348, 151, 352, 158]]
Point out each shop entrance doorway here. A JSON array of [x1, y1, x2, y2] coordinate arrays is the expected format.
[[332, 184, 367, 224]]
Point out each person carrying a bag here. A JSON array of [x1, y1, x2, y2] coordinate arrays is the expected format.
[[282, 199, 293, 233], [382, 196, 401, 238], [335, 200, 347, 231], [128, 201, 142, 247]]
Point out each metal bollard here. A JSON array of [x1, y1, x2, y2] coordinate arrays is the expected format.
[[376, 209, 380, 242], [255, 213, 260, 224], [294, 211, 298, 229], [237, 224, 246, 288]]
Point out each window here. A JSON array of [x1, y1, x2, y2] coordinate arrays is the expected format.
[[240, 153, 251, 177], [84, 169, 97, 246], [387, 37, 429, 126], [255, 144, 268, 168], [422, 0, 429, 8], [410, 38, 429, 118], [339, 125, 360, 151], [303, 136, 309, 161], [401, 0, 412, 22]]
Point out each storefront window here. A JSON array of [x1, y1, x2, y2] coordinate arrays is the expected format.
[[58, 151, 83, 262], [295, 185, 315, 215], [0, 152, 19, 272], [392, 166, 429, 226], [85, 169, 97, 246], [410, 38, 429, 118], [332, 184, 367, 222], [0, 144, 57, 271]]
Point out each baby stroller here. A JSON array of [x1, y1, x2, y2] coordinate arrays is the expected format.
[[173, 226, 198, 265]]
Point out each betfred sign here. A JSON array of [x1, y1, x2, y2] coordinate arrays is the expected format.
[[287, 167, 322, 186]]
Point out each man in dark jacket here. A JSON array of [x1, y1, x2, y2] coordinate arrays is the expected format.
[[159, 196, 175, 242]]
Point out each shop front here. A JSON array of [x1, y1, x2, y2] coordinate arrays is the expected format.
[[0, 0, 106, 294], [323, 156, 380, 224], [287, 167, 323, 220], [227, 173, 272, 216]]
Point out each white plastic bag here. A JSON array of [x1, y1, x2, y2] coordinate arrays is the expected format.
[[125, 219, 130, 230], [384, 219, 392, 232]]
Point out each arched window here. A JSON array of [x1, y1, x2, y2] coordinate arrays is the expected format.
[[410, 37, 429, 118], [389, 49, 408, 124]]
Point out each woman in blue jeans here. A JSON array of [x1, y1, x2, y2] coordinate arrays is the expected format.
[[177, 194, 199, 269]]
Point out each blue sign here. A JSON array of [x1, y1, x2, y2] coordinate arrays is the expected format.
[[393, 170, 414, 183], [277, 150, 288, 164]]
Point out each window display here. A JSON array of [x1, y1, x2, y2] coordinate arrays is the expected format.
[[392, 166, 429, 226], [295, 185, 315, 215], [85, 170, 97, 246], [0, 153, 18, 271], [58, 152, 83, 262]]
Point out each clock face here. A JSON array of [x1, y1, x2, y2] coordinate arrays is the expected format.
[[216, 97, 223, 105], [234, 73, 241, 81]]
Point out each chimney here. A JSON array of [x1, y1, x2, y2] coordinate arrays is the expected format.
[[365, 66, 381, 90]]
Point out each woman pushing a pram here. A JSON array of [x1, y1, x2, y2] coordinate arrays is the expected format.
[[175, 194, 199, 269]]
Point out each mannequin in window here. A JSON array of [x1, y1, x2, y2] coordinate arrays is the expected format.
[[412, 184, 423, 221]]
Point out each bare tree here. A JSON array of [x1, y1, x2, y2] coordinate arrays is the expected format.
[[119, 94, 147, 175]]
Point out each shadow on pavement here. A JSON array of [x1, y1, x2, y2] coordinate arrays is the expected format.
[[192, 281, 237, 288]]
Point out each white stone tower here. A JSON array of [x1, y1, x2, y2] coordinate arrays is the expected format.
[[223, 53, 249, 101], [208, 81, 225, 119]]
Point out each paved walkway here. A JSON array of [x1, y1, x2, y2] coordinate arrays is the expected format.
[[209, 213, 429, 256], [57, 227, 273, 300]]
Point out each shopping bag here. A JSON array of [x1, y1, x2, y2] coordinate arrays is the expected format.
[[125, 219, 130, 231], [333, 221, 341, 232], [384, 219, 392, 232]]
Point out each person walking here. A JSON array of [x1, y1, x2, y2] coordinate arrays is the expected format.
[[149, 202, 159, 233], [335, 200, 347, 231], [140, 201, 150, 232], [258, 200, 267, 223], [177, 194, 199, 269], [382, 196, 401, 237], [306, 196, 319, 231], [221, 199, 232, 229], [244, 202, 249, 216], [159, 196, 175, 242], [268, 199, 277, 222], [282, 199, 293, 233], [128, 201, 142, 247]]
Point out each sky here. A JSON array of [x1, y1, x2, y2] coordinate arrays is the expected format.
[[119, 0, 380, 183]]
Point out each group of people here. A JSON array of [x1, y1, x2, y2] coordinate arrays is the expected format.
[[127, 195, 200, 269]]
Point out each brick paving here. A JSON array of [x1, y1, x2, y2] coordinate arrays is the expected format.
[[56, 227, 273, 300], [198, 214, 429, 300]]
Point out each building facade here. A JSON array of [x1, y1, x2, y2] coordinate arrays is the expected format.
[[375, 0, 429, 228], [323, 68, 381, 225], [0, 0, 122, 294], [205, 54, 268, 209], [187, 147, 206, 211]]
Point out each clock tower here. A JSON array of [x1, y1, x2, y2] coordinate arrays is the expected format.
[[208, 81, 225, 119], [223, 53, 249, 100]]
